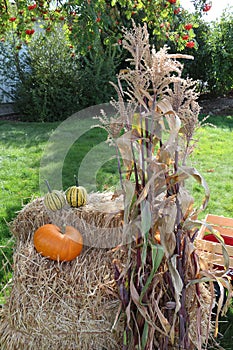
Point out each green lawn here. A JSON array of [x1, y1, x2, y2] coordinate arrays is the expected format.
[[189, 116, 233, 218], [0, 115, 233, 347]]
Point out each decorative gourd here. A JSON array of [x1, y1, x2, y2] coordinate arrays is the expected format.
[[44, 180, 66, 211], [33, 224, 83, 261], [66, 175, 87, 208]]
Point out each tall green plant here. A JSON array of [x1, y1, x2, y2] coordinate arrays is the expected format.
[[77, 43, 120, 109]]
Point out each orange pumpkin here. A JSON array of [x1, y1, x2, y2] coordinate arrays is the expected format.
[[33, 224, 83, 261]]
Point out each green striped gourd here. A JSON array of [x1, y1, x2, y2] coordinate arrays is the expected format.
[[44, 180, 66, 211], [66, 175, 87, 208]]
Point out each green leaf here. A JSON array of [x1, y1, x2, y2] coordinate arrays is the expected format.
[[123, 329, 127, 346], [141, 231, 148, 268], [141, 321, 149, 349], [139, 244, 164, 303]]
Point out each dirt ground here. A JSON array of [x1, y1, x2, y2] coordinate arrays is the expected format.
[[0, 96, 233, 121], [198, 96, 233, 116]]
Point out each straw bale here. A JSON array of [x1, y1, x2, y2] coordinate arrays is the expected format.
[[0, 243, 125, 349], [12, 193, 125, 248], [11, 197, 51, 243], [1, 193, 126, 350]]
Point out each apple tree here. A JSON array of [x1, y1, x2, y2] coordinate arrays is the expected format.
[[0, 0, 213, 52]]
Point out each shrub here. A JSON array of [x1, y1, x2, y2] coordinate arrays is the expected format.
[[77, 43, 120, 110], [14, 29, 81, 122], [208, 9, 233, 95]]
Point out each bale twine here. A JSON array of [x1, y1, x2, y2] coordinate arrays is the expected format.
[[0, 193, 126, 350]]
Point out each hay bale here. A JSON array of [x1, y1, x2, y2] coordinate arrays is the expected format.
[[0, 244, 124, 350], [0, 194, 125, 350], [12, 193, 124, 248]]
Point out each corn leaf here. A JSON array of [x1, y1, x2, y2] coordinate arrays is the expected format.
[[179, 166, 210, 211], [141, 200, 151, 266], [116, 129, 141, 169], [123, 179, 136, 225], [158, 198, 177, 258], [157, 98, 175, 115], [139, 244, 164, 303], [133, 167, 166, 208], [130, 275, 168, 337], [141, 200, 152, 237], [130, 276, 154, 328], [141, 321, 149, 349], [168, 255, 183, 344]]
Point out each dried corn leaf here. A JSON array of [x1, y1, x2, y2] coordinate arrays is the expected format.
[[130, 277, 154, 328], [179, 166, 210, 211], [116, 129, 141, 174], [157, 98, 175, 116], [168, 255, 183, 344], [158, 198, 177, 258], [133, 168, 166, 208], [122, 179, 136, 225]]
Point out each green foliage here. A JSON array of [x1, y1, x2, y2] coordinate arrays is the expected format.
[[14, 29, 80, 121], [77, 43, 120, 109], [183, 9, 233, 96], [207, 9, 233, 95], [182, 19, 212, 93], [0, 41, 19, 102], [1, 29, 121, 121], [0, 0, 211, 52]]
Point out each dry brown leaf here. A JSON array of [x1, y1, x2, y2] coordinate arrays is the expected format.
[[158, 199, 177, 258]]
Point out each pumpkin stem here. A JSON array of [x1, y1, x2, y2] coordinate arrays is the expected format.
[[45, 180, 52, 193], [61, 224, 66, 235], [74, 175, 79, 187]]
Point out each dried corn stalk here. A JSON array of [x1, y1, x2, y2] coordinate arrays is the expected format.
[[95, 22, 232, 349]]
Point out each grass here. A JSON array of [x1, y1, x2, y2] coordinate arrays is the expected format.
[[189, 115, 233, 219], [0, 115, 233, 347]]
